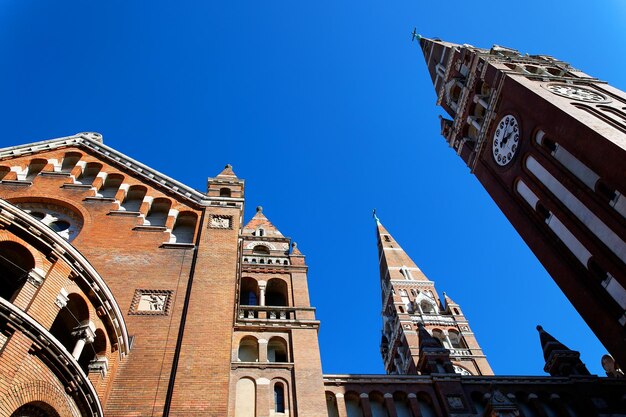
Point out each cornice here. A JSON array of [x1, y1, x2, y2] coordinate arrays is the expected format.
[[0, 132, 244, 207]]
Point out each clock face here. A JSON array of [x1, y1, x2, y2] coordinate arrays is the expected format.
[[492, 114, 520, 166], [546, 84, 608, 103]]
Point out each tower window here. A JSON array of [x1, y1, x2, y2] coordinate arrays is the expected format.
[[274, 383, 285, 413], [252, 245, 270, 255], [384, 235, 391, 242], [220, 187, 231, 197]]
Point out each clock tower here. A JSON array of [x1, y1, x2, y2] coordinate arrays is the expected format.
[[416, 36, 626, 366]]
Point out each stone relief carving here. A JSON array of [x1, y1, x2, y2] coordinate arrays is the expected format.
[[210, 215, 232, 229]]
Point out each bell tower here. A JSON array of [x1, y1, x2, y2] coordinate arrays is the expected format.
[[229, 206, 326, 417], [417, 36, 626, 366], [374, 212, 493, 376]]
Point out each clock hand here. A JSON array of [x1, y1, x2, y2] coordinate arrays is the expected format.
[[500, 128, 512, 148]]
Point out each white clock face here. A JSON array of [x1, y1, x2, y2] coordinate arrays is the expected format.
[[492, 114, 520, 166], [546, 84, 608, 103]]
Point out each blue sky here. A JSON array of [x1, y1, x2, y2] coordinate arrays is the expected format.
[[1, 1, 625, 376]]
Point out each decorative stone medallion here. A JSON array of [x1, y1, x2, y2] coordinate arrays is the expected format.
[[209, 214, 232, 229], [129, 289, 173, 315]]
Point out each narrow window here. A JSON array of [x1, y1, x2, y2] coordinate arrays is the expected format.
[[60, 152, 82, 173], [220, 187, 231, 197], [98, 174, 124, 198], [274, 383, 285, 413]]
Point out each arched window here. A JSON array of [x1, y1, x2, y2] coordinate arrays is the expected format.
[[239, 277, 258, 305], [268, 337, 288, 362], [60, 152, 82, 173], [170, 212, 197, 243], [448, 330, 464, 348], [49, 294, 94, 372], [274, 382, 285, 413], [98, 173, 124, 198], [0, 241, 35, 302], [252, 245, 270, 255], [393, 392, 413, 417], [121, 185, 147, 212], [326, 392, 340, 417], [76, 162, 102, 185], [25, 158, 48, 181], [237, 336, 259, 362], [145, 198, 171, 226], [266, 278, 288, 306], [220, 187, 231, 197], [431, 329, 449, 349], [369, 392, 389, 417], [345, 392, 364, 417]]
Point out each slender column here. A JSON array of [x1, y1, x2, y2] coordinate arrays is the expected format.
[[70, 321, 96, 360], [259, 281, 267, 307], [407, 394, 422, 417], [384, 393, 399, 417], [360, 393, 373, 417]]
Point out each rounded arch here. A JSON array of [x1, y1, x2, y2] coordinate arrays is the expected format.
[[415, 392, 437, 417], [49, 293, 91, 371], [12, 199, 84, 242], [237, 336, 259, 362], [25, 158, 49, 181], [145, 198, 171, 226], [0, 241, 36, 302], [448, 329, 465, 348], [234, 377, 256, 417], [120, 185, 147, 212], [344, 391, 364, 417], [1, 381, 81, 417], [252, 245, 270, 255], [170, 211, 197, 243], [219, 187, 231, 197], [97, 173, 124, 198], [392, 392, 412, 417], [326, 391, 340, 417], [240, 277, 259, 306], [60, 152, 82, 173], [11, 401, 61, 417], [266, 278, 288, 307], [368, 391, 388, 417], [76, 162, 102, 185], [267, 336, 288, 362], [272, 379, 288, 413]]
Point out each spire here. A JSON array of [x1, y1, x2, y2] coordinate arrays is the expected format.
[[375, 217, 427, 282], [536, 325, 590, 377], [216, 163, 238, 178], [242, 206, 284, 237]]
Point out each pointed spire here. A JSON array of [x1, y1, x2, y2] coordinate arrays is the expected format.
[[536, 325, 590, 377], [216, 163, 238, 178], [375, 217, 427, 282], [373, 208, 381, 225], [291, 241, 303, 256]]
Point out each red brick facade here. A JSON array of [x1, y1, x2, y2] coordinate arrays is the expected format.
[[0, 132, 625, 417]]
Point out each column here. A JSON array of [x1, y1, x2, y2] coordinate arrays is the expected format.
[[384, 393, 399, 417], [70, 321, 96, 360], [259, 281, 267, 306], [335, 393, 349, 417], [360, 393, 373, 417], [407, 394, 422, 417]]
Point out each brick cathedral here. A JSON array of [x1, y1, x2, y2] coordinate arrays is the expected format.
[[0, 37, 625, 417]]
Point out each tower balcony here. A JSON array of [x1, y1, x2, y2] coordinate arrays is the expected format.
[[242, 255, 290, 266], [237, 305, 318, 323]]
